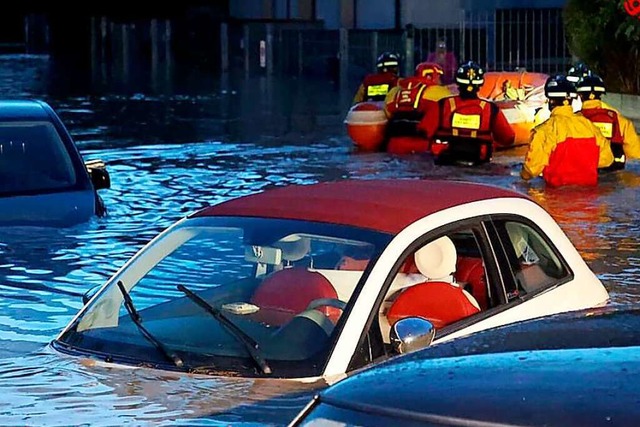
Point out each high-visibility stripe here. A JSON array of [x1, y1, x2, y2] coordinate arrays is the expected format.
[[547, 91, 572, 97], [367, 84, 390, 97], [577, 86, 606, 92], [456, 78, 470, 84], [413, 85, 427, 108], [593, 122, 613, 138], [452, 113, 481, 129]]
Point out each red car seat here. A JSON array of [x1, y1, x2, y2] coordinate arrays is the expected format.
[[250, 267, 342, 326], [456, 256, 488, 309], [387, 236, 481, 329]]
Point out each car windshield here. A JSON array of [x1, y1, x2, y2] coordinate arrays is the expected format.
[[55, 216, 391, 378], [0, 120, 76, 195]]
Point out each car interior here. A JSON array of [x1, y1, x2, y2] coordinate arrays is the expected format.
[[245, 228, 494, 350]]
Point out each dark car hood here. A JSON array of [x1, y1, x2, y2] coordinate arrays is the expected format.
[[402, 305, 640, 362], [323, 345, 640, 426], [318, 306, 640, 426]]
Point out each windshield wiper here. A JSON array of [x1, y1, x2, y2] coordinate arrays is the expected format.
[[116, 280, 184, 369], [177, 284, 272, 375]]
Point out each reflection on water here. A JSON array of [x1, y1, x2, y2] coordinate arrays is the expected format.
[[0, 351, 321, 426], [1, 54, 640, 425]]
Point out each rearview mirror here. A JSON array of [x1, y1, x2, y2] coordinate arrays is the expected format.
[[390, 317, 436, 354], [244, 245, 283, 266], [85, 159, 111, 190]]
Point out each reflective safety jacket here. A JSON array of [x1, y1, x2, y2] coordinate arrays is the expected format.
[[384, 79, 452, 117], [380, 78, 453, 154], [580, 99, 640, 163], [382, 78, 432, 154], [418, 95, 515, 147], [386, 77, 431, 116], [352, 72, 399, 104], [521, 105, 614, 187]]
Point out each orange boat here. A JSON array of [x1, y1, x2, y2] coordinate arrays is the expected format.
[[345, 71, 548, 150], [481, 71, 549, 145], [447, 71, 549, 145]]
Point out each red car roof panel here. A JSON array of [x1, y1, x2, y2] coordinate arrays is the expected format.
[[192, 179, 529, 234]]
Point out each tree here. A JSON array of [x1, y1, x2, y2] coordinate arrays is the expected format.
[[564, 0, 640, 94]]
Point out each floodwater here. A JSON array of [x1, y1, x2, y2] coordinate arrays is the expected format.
[[0, 54, 639, 426]]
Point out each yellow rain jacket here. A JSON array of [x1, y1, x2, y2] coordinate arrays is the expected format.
[[580, 99, 640, 160], [521, 105, 614, 187]]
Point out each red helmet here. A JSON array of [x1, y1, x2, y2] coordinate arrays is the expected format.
[[414, 62, 444, 85]]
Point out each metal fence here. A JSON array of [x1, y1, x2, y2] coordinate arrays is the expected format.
[[84, 8, 574, 89], [224, 8, 573, 80]]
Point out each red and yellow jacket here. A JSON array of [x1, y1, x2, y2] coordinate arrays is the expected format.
[[580, 99, 640, 161], [418, 95, 515, 148], [521, 105, 614, 187], [383, 78, 452, 117], [352, 72, 399, 104]]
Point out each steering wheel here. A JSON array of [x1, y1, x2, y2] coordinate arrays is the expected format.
[[305, 298, 347, 311]]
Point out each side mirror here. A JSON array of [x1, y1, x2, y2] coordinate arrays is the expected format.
[[82, 284, 102, 305], [390, 317, 436, 355], [85, 159, 111, 190]]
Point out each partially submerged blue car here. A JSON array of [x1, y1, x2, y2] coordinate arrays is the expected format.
[[289, 305, 640, 426], [0, 100, 110, 226]]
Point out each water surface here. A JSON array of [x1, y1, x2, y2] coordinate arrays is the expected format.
[[1, 54, 639, 425]]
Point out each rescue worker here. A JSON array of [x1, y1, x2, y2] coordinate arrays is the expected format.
[[417, 61, 515, 165], [426, 39, 458, 85], [566, 62, 591, 85], [383, 62, 453, 154], [567, 62, 593, 113], [533, 62, 591, 126], [520, 74, 614, 187], [352, 52, 400, 105], [576, 73, 640, 170]]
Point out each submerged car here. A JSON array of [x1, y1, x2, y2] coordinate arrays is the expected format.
[[0, 99, 110, 226], [52, 179, 608, 383], [289, 305, 640, 427]]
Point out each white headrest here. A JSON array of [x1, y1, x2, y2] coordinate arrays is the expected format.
[[414, 236, 457, 281]]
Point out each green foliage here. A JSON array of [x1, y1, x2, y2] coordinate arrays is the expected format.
[[564, 0, 640, 94]]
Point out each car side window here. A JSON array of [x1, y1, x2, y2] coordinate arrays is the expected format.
[[501, 221, 568, 295], [377, 227, 488, 346]]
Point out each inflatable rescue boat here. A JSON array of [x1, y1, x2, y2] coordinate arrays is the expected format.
[[473, 71, 549, 145], [345, 71, 549, 151]]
